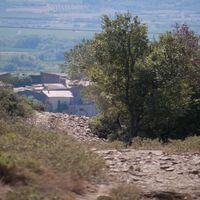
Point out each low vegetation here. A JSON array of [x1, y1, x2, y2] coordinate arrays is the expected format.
[[130, 136, 200, 153], [0, 118, 105, 200], [0, 89, 105, 199], [0, 88, 44, 118], [109, 184, 141, 200], [97, 184, 141, 200], [88, 136, 200, 154]]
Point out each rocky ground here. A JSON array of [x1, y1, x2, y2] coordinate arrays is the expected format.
[[29, 112, 200, 200], [96, 149, 200, 199], [29, 111, 101, 142]]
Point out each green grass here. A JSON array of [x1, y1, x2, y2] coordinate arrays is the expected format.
[[0, 47, 37, 53], [0, 27, 93, 40], [0, 51, 61, 73]]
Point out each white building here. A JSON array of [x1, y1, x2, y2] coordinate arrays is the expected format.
[[42, 90, 73, 112]]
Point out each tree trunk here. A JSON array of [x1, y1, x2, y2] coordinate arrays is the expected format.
[[128, 110, 139, 145]]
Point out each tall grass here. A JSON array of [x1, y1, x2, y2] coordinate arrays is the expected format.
[[0, 119, 105, 199], [130, 137, 200, 153], [88, 136, 200, 153]]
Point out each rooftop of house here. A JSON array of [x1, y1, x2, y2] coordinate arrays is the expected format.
[[13, 87, 26, 92], [32, 84, 43, 87], [30, 72, 67, 77], [14, 85, 43, 92], [0, 72, 10, 76], [33, 86, 44, 91], [14, 84, 68, 93], [66, 80, 90, 87], [43, 83, 67, 90], [30, 74, 41, 77], [42, 90, 73, 98], [40, 72, 67, 78]]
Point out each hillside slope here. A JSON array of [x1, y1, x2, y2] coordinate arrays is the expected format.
[[28, 111, 200, 200]]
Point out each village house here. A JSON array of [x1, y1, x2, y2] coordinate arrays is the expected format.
[[30, 74, 41, 84], [43, 83, 67, 91], [14, 72, 98, 117], [42, 90, 73, 112], [30, 72, 67, 85]]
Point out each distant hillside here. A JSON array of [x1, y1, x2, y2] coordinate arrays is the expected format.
[[1, 0, 200, 35], [0, 0, 199, 72]]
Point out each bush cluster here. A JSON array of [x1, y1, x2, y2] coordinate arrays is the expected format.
[[0, 88, 44, 118]]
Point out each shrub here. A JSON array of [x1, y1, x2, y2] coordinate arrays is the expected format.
[[0, 120, 105, 181], [5, 187, 57, 200], [89, 114, 123, 140], [0, 153, 18, 183], [0, 150, 44, 184], [109, 184, 141, 200], [0, 88, 44, 118]]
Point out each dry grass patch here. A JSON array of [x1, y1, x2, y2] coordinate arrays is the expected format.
[[130, 136, 200, 153], [88, 136, 200, 154], [87, 140, 124, 151], [97, 184, 142, 200], [110, 184, 141, 200], [0, 181, 10, 200], [0, 119, 106, 199]]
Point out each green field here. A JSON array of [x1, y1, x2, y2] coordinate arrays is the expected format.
[[0, 0, 199, 73], [0, 27, 93, 40], [0, 27, 93, 73]]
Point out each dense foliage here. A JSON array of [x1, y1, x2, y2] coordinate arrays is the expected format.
[[64, 13, 200, 143], [0, 88, 43, 118]]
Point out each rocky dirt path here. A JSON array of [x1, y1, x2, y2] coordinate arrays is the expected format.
[[96, 149, 200, 199], [29, 112, 200, 199]]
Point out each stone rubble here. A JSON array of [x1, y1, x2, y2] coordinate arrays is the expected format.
[[29, 111, 102, 142], [96, 149, 200, 199]]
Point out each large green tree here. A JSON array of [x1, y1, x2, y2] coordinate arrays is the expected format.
[[64, 14, 200, 143], [65, 13, 149, 142], [92, 14, 149, 141]]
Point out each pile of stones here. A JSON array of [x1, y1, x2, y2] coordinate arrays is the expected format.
[[29, 111, 101, 142]]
